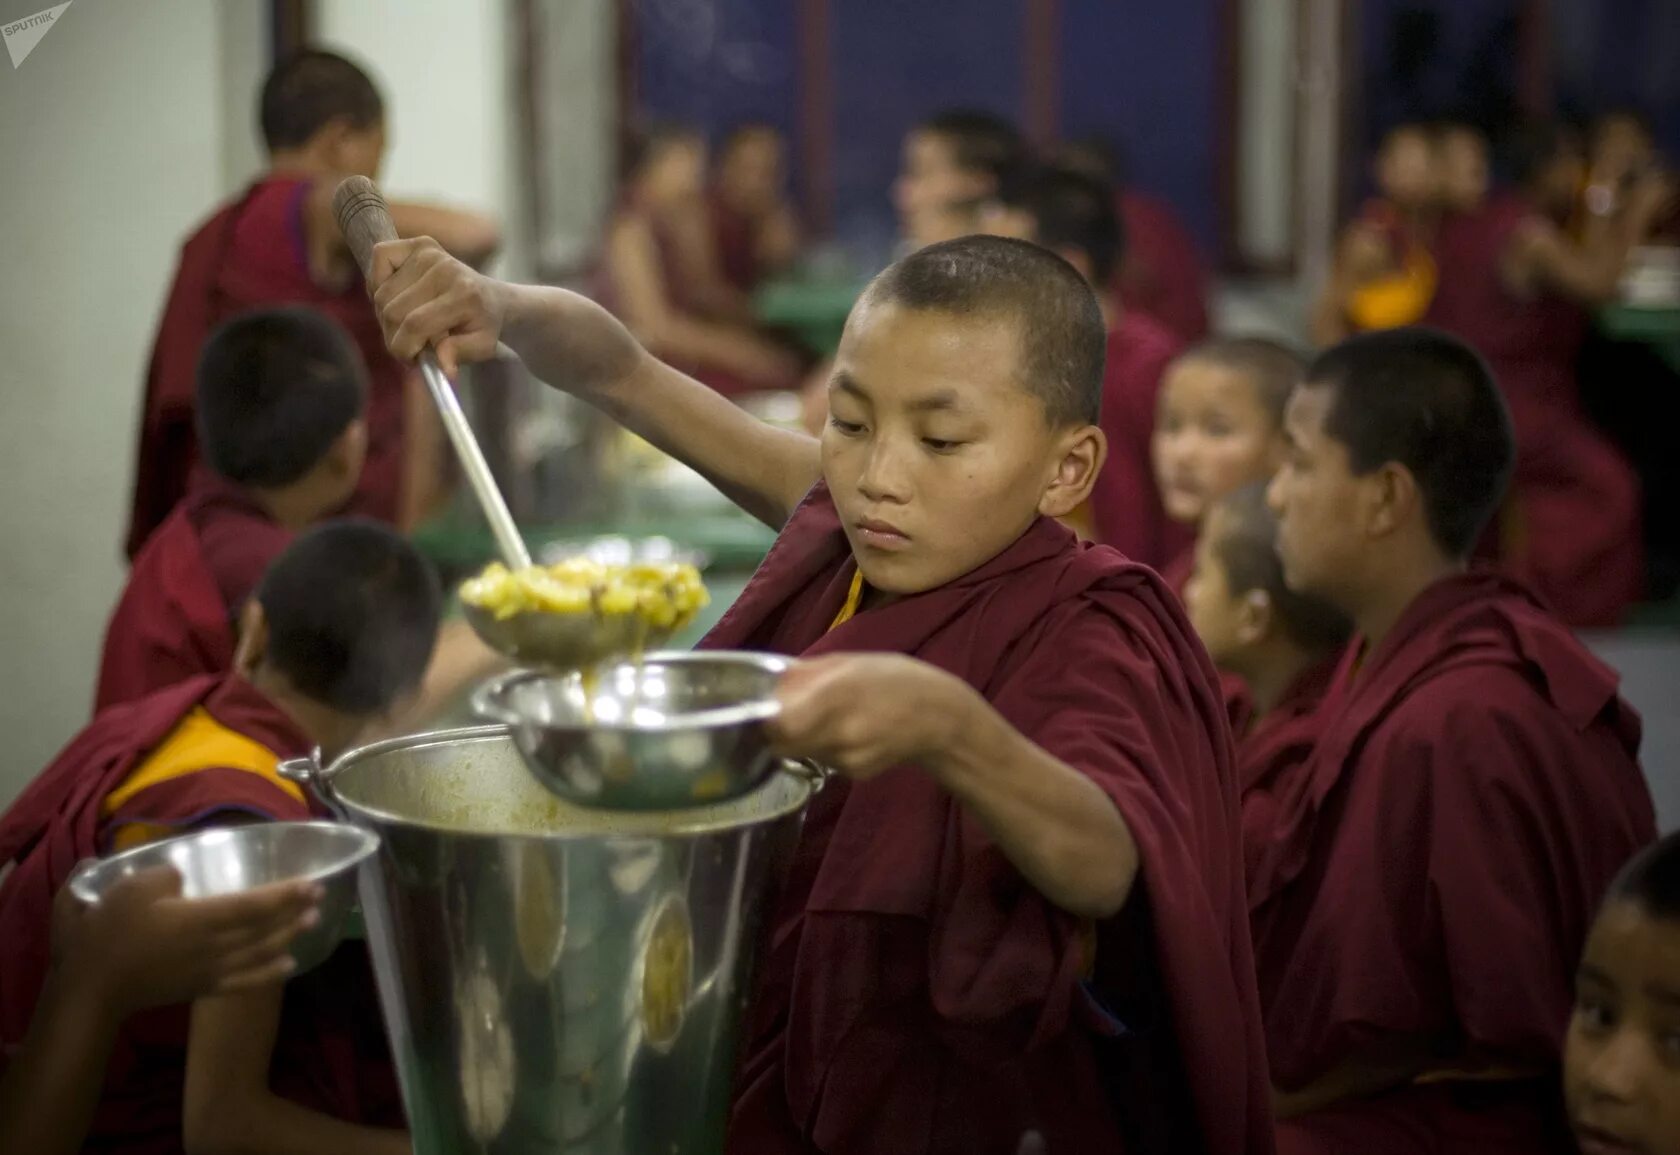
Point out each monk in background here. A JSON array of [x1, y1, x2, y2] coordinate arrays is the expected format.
[[710, 123, 801, 297], [985, 164, 1188, 566], [1436, 119, 1491, 218], [99, 308, 365, 712], [129, 48, 500, 559], [1056, 136, 1211, 343], [1254, 327, 1655, 1152], [1311, 122, 1441, 345], [1179, 484, 1348, 880], [370, 231, 1273, 1154], [600, 123, 801, 397], [1151, 337, 1303, 588], [1429, 122, 1671, 626], [0, 522, 442, 1155], [893, 110, 1023, 253]]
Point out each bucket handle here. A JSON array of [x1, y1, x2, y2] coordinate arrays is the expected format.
[[468, 669, 525, 727], [276, 748, 346, 814]]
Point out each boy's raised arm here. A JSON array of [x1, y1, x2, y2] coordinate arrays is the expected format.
[[370, 237, 822, 529]]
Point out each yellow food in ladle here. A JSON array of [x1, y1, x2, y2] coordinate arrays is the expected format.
[[460, 559, 709, 631]]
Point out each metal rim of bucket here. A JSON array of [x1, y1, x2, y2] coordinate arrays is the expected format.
[[277, 725, 819, 840]]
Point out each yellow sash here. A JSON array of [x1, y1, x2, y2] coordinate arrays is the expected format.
[[829, 570, 866, 631], [101, 706, 304, 850]]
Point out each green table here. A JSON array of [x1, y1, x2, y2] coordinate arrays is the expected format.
[[754, 276, 863, 358], [1598, 302, 1680, 372]]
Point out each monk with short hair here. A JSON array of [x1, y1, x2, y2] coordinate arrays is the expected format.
[[128, 47, 500, 558], [1255, 327, 1656, 1152], [0, 521, 442, 1155], [97, 307, 367, 712], [370, 231, 1273, 1154]]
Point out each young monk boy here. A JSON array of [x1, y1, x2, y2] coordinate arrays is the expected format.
[[1151, 337, 1303, 588], [1253, 327, 1657, 1153], [98, 307, 366, 711], [894, 110, 1023, 250], [1428, 122, 1670, 626], [984, 164, 1188, 566], [1311, 121, 1441, 345], [1564, 832, 1680, 1155], [0, 869, 320, 1155], [129, 47, 500, 558], [0, 521, 441, 1155], [1180, 484, 1349, 875], [1435, 119, 1490, 216], [369, 232, 1273, 1153], [710, 122, 801, 295]]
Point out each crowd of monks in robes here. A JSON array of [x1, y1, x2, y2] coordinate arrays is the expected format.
[[1, 41, 1678, 1155]]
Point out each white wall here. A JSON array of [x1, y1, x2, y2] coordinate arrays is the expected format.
[[316, 0, 521, 276], [0, 0, 265, 802]]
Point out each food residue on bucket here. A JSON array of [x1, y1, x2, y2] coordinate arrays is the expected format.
[[640, 897, 693, 1052]]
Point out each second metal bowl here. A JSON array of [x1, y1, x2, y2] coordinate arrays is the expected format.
[[470, 651, 789, 811], [67, 821, 379, 976]]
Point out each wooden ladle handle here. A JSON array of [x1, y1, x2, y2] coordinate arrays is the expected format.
[[331, 175, 396, 281]]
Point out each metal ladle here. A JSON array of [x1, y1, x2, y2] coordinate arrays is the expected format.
[[333, 177, 683, 670]]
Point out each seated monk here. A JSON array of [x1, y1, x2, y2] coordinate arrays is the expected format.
[[600, 123, 801, 397], [1435, 118, 1491, 218], [0, 521, 443, 1155], [98, 306, 503, 722], [98, 308, 365, 712], [710, 123, 801, 295], [370, 233, 1273, 1153], [0, 869, 319, 1155], [1428, 122, 1671, 626], [1563, 832, 1680, 1155], [129, 48, 501, 557], [1055, 136, 1211, 343], [1179, 484, 1349, 880], [1151, 337, 1303, 589], [894, 109, 1024, 252], [1311, 122, 1441, 345], [984, 164, 1189, 566], [1254, 328, 1657, 1152]]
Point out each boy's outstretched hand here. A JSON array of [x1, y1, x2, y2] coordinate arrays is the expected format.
[[368, 236, 505, 376], [55, 866, 322, 1015], [769, 655, 973, 781]]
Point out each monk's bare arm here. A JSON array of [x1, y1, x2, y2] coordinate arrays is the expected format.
[[1270, 1037, 1438, 1119], [930, 694, 1139, 920], [183, 987, 411, 1155], [370, 239, 821, 529]]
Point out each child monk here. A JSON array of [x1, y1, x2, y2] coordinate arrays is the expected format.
[[1311, 122, 1441, 345], [0, 869, 320, 1155], [1435, 119, 1491, 216], [0, 521, 441, 1155], [1179, 484, 1349, 875], [129, 47, 501, 558], [1151, 337, 1303, 587], [1054, 136, 1211, 343], [1428, 122, 1670, 627], [370, 232, 1272, 1153], [984, 164, 1189, 566], [1564, 832, 1680, 1155], [1253, 327, 1657, 1152], [98, 307, 366, 711], [894, 109, 1023, 249], [710, 122, 801, 295], [601, 123, 801, 395]]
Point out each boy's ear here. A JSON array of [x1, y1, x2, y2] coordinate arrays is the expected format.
[[232, 600, 269, 677], [1039, 425, 1106, 520], [1235, 589, 1274, 647]]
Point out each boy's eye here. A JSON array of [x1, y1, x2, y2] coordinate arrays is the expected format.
[[829, 416, 866, 436], [1576, 998, 1616, 1033], [922, 438, 963, 453], [1661, 1030, 1680, 1062]]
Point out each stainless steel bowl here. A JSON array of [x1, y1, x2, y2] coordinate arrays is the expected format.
[[471, 651, 789, 811], [67, 821, 379, 976]]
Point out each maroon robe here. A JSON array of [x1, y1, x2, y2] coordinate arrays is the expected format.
[[1117, 191, 1211, 343], [0, 676, 402, 1153], [705, 484, 1273, 1155], [1428, 194, 1644, 627], [1092, 312, 1194, 569], [710, 194, 762, 293], [95, 476, 292, 713], [1232, 655, 1337, 886], [1246, 572, 1655, 1153], [127, 174, 406, 560]]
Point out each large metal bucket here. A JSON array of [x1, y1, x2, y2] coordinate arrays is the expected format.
[[279, 725, 816, 1154]]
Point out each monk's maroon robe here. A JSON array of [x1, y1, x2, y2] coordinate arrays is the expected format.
[[1117, 191, 1211, 344], [1246, 572, 1655, 1152], [705, 483, 1274, 1155]]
